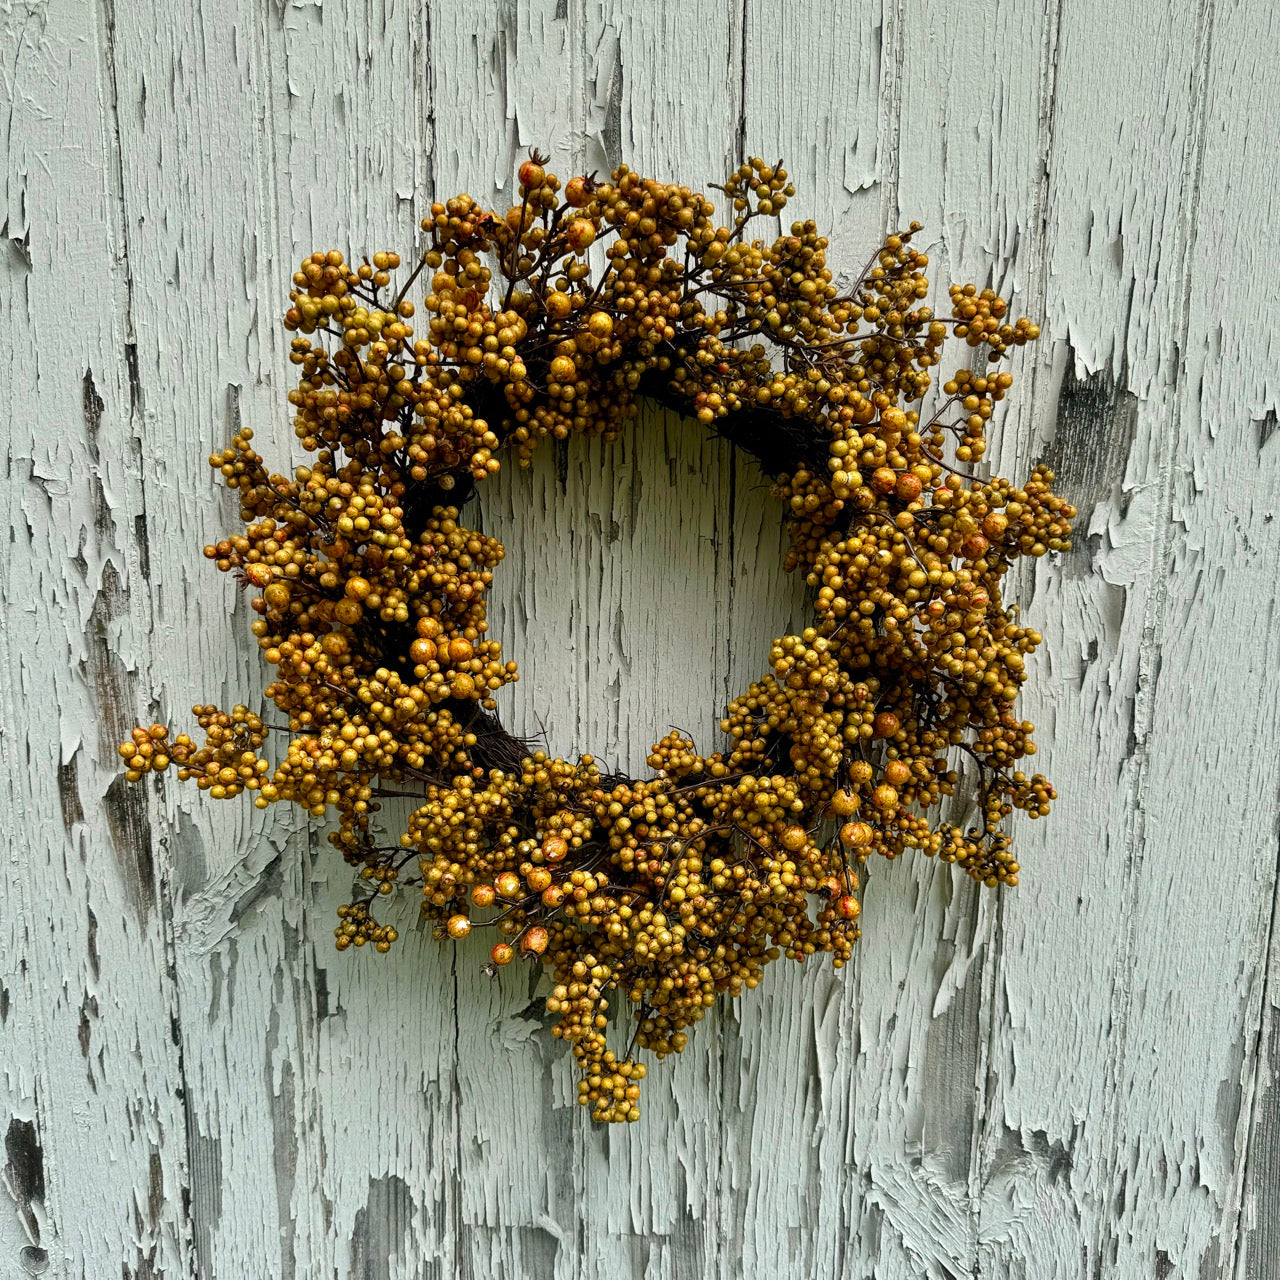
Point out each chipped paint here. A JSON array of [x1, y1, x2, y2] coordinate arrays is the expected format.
[[3, 0, 1278, 1276]]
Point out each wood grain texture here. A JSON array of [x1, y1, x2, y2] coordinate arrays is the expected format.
[[3, 0, 1278, 1276]]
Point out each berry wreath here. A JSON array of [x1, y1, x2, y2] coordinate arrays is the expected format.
[[121, 152, 1076, 1123]]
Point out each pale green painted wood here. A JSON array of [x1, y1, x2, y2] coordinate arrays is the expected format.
[[3, 1, 1278, 1276]]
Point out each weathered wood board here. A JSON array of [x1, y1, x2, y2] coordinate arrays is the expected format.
[[3, 0, 1278, 1276]]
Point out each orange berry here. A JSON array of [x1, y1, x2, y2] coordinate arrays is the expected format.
[[564, 219, 596, 253], [873, 712, 900, 738], [872, 785, 898, 810], [849, 760, 874, 785], [895, 474, 922, 501], [840, 822, 873, 849], [829, 790, 858, 817], [884, 760, 911, 787]]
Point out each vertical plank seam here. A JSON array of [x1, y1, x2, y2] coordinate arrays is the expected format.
[[878, 0, 906, 233], [1231, 824, 1280, 1279], [412, 20, 465, 1266], [718, 4, 750, 1275], [1200, 0, 1280, 1260], [1087, 0, 1221, 1272], [845, 0, 907, 1267], [96, 0, 200, 1271], [733, 0, 748, 168], [970, 0, 1065, 1272], [236, 8, 324, 1274]]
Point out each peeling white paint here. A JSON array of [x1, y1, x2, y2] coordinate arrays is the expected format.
[[3, 0, 1278, 1277]]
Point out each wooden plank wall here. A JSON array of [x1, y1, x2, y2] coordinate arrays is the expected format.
[[3, 0, 1279, 1275]]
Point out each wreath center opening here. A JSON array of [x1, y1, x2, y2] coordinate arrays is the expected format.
[[474, 407, 808, 775]]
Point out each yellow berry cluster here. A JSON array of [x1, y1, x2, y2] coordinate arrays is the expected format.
[[124, 151, 1074, 1121]]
